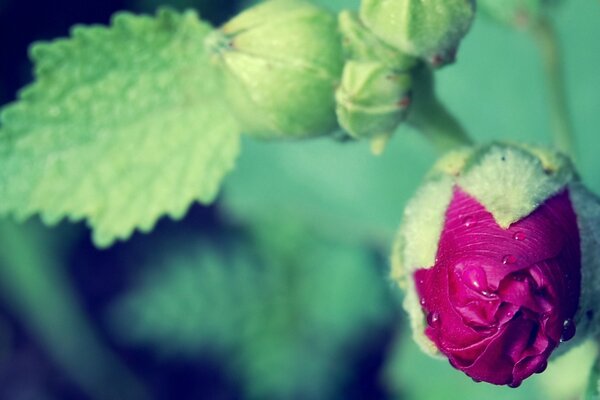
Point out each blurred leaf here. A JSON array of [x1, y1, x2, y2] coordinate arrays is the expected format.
[[109, 223, 396, 399], [0, 219, 147, 400], [0, 9, 240, 247]]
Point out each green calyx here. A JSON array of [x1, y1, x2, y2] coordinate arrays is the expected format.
[[360, 0, 476, 66], [208, 0, 344, 139], [455, 143, 577, 228], [335, 11, 416, 147], [392, 143, 578, 356], [478, 0, 563, 28], [335, 61, 412, 141], [338, 11, 417, 70]]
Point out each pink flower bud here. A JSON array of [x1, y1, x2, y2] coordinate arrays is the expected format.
[[392, 143, 600, 387], [415, 187, 580, 386]]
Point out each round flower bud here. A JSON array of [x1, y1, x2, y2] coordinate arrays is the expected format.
[[392, 143, 600, 386], [360, 0, 476, 67], [335, 60, 412, 140], [207, 0, 344, 139], [478, 0, 562, 28]]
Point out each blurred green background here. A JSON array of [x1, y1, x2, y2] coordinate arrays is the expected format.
[[0, 0, 599, 399]]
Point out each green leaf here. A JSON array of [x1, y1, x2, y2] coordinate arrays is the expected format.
[[108, 226, 395, 399], [0, 9, 240, 247]]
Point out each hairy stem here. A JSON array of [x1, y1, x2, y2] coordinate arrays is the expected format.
[[532, 16, 575, 158], [408, 65, 473, 153]]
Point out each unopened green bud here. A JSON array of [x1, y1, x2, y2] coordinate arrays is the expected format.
[[360, 0, 476, 66], [478, 0, 562, 28], [207, 0, 344, 139], [338, 10, 417, 71], [335, 60, 411, 141]]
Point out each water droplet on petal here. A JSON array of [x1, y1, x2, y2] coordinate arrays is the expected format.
[[560, 319, 576, 342], [513, 231, 526, 241], [536, 361, 548, 374], [420, 298, 426, 306], [427, 311, 440, 327], [503, 255, 517, 265], [462, 217, 475, 227], [461, 265, 488, 292], [472, 378, 481, 383], [508, 381, 521, 388]]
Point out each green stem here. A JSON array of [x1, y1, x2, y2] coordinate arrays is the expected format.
[[408, 65, 473, 153], [532, 16, 575, 158]]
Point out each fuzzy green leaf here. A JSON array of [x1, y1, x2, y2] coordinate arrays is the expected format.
[[0, 9, 240, 247]]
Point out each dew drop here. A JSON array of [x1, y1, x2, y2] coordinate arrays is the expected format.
[[472, 378, 481, 383], [420, 298, 426, 306], [503, 255, 517, 265], [462, 217, 475, 228], [427, 311, 440, 327], [560, 319, 576, 342], [508, 381, 521, 388], [536, 361, 548, 374], [513, 231, 526, 241]]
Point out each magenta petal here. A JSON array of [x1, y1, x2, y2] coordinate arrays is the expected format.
[[415, 187, 581, 386]]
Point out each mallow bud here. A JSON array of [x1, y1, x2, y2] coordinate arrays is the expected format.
[[338, 10, 417, 71], [392, 143, 600, 386], [335, 11, 415, 145], [335, 61, 412, 141], [207, 0, 343, 139], [360, 0, 476, 67]]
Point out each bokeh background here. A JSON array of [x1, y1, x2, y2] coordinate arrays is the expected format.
[[0, 0, 599, 399]]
